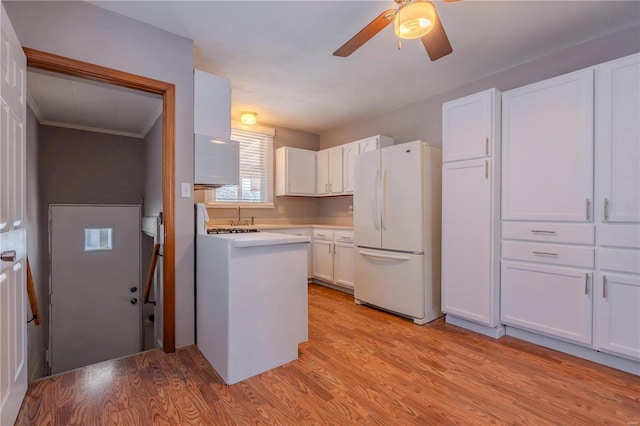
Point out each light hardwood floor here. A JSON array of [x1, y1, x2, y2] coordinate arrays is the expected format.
[[16, 284, 640, 425]]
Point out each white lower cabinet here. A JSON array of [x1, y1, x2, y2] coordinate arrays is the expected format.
[[333, 242, 354, 288], [594, 272, 640, 360], [311, 229, 354, 290], [501, 261, 593, 346], [312, 239, 333, 282]]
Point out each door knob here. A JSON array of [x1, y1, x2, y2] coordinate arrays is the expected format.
[[130, 298, 138, 305], [1, 250, 16, 262], [130, 287, 138, 293]]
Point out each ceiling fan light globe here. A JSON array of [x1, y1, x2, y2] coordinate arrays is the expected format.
[[394, 1, 436, 40]]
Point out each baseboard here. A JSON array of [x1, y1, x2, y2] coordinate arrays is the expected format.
[[506, 326, 640, 376], [445, 315, 505, 339], [310, 279, 354, 295]]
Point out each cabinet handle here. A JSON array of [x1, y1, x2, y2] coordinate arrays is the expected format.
[[603, 275, 608, 299], [532, 251, 558, 257], [604, 198, 609, 221], [485, 137, 489, 156], [485, 160, 489, 179], [584, 273, 590, 295], [586, 199, 591, 221], [530, 230, 556, 235]]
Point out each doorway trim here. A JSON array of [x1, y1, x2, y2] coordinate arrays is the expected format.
[[24, 47, 176, 353]]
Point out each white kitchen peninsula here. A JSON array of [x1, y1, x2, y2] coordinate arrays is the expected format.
[[196, 231, 310, 385]]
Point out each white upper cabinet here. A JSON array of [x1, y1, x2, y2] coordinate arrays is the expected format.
[[317, 147, 343, 195], [275, 147, 316, 196], [502, 69, 594, 222], [316, 149, 329, 195], [595, 53, 640, 223], [194, 69, 231, 139], [442, 88, 498, 162], [342, 142, 359, 193]]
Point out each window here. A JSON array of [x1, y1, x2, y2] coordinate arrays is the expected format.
[[206, 128, 274, 207], [84, 228, 113, 251]]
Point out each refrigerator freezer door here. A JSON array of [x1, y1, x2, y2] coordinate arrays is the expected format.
[[355, 249, 425, 319], [380, 141, 424, 253], [354, 149, 382, 248]]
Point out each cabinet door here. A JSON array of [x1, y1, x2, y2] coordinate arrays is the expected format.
[[594, 272, 640, 360], [502, 69, 594, 222], [442, 88, 497, 162], [312, 240, 333, 282], [501, 261, 592, 345], [275, 147, 315, 196], [194, 70, 231, 139], [342, 142, 359, 193], [194, 135, 239, 186], [328, 147, 343, 193], [595, 53, 640, 223], [316, 149, 329, 195], [285, 148, 316, 195], [334, 243, 354, 288], [442, 159, 495, 326]]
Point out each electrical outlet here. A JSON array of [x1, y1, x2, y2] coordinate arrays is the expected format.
[[348, 205, 353, 215], [278, 206, 285, 213]]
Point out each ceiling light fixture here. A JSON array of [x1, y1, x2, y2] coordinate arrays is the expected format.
[[240, 111, 257, 125], [394, 0, 436, 40]]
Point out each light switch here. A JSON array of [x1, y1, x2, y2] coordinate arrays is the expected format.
[[181, 182, 191, 198]]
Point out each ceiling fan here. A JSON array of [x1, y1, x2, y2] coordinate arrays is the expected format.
[[333, 0, 457, 61]]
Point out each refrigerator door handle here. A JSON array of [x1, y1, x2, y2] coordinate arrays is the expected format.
[[373, 169, 380, 230], [359, 250, 410, 261], [380, 169, 387, 230]]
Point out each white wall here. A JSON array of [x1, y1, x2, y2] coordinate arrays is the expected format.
[[4, 1, 197, 348], [144, 116, 163, 217]]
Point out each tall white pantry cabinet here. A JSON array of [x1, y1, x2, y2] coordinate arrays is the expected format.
[[441, 88, 504, 338], [501, 53, 639, 372]]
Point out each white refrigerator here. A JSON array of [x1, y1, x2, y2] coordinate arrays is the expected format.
[[353, 141, 442, 325]]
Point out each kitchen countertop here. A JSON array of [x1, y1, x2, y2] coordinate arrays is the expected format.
[[209, 224, 353, 231], [205, 232, 311, 248]]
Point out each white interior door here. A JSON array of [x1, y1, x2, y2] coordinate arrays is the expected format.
[[50, 205, 141, 374], [0, 4, 27, 425]]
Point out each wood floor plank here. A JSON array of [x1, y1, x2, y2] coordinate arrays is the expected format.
[[15, 283, 640, 425]]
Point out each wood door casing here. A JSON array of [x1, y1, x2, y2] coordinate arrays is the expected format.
[[23, 47, 176, 353]]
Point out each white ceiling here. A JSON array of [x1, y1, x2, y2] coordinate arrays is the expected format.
[[27, 68, 162, 138], [30, 1, 640, 136]]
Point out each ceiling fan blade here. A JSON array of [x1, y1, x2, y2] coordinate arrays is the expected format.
[[421, 7, 453, 61], [333, 9, 396, 57]]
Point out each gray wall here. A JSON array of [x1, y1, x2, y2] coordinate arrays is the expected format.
[[36, 125, 146, 361], [25, 105, 43, 381], [144, 116, 163, 217], [5, 0, 196, 348], [320, 25, 640, 149], [317, 25, 640, 224], [198, 124, 320, 224]]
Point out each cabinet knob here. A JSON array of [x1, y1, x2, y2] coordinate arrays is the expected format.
[[130, 298, 138, 305]]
